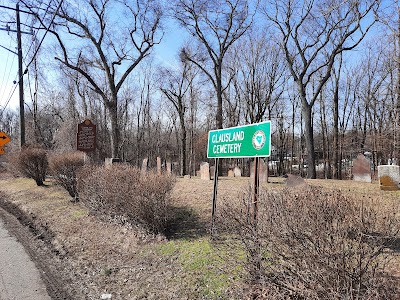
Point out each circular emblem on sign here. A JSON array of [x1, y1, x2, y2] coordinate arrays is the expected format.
[[252, 130, 266, 150]]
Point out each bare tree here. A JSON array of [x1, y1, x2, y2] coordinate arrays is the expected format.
[[174, 0, 256, 129], [378, 0, 400, 160], [160, 60, 198, 176], [231, 30, 286, 124], [266, 0, 379, 178], [24, 0, 163, 158]]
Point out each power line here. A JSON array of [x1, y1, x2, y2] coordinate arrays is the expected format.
[[0, 38, 15, 104], [0, 4, 32, 14], [21, 0, 54, 64], [24, 0, 64, 71]]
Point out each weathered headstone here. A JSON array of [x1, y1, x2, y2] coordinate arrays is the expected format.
[[157, 156, 162, 175], [378, 165, 400, 191], [228, 169, 235, 177], [352, 154, 371, 183], [166, 161, 172, 175], [210, 166, 215, 180], [200, 162, 210, 180], [233, 166, 241, 177], [141, 158, 148, 176], [104, 158, 120, 168], [284, 174, 307, 188], [250, 159, 268, 182]]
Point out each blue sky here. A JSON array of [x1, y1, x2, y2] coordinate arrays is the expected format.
[[0, 0, 394, 111], [0, 0, 187, 111], [0, 0, 23, 110]]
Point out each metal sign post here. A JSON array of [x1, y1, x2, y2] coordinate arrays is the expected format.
[[211, 158, 219, 237], [253, 156, 260, 222]]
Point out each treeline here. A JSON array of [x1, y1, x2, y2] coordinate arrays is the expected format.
[[0, 0, 399, 178]]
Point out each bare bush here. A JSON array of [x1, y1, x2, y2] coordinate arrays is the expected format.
[[11, 145, 48, 186], [220, 186, 400, 299], [49, 151, 85, 200], [77, 165, 175, 233]]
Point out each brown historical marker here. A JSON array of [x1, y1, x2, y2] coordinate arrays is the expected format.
[[77, 119, 96, 152]]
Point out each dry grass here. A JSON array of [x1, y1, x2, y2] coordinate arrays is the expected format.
[[0, 175, 399, 299]]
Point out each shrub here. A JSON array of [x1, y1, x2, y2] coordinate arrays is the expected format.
[[220, 186, 400, 299], [77, 165, 175, 233], [14, 145, 48, 186], [49, 151, 85, 200]]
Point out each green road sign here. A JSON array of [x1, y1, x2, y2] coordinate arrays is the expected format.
[[207, 121, 271, 158]]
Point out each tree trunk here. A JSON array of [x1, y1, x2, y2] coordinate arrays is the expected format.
[[301, 99, 317, 179], [107, 100, 119, 158], [216, 67, 223, 129], [333, 87, 339, 179], [180, 117, 187, 176]]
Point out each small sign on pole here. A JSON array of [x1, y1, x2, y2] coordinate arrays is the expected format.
[[77, 119, 96, 152]]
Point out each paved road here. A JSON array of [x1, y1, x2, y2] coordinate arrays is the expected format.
[[0, 216, 51, 300]]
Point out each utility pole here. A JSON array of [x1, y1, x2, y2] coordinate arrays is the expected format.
[[16, 3, 25, 147]]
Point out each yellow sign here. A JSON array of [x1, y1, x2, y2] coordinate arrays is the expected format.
[[0, 132, 10, 154], [0, 131, 11, 146]]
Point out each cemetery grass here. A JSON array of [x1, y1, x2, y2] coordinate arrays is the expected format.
[[0, 175, 399, 299]]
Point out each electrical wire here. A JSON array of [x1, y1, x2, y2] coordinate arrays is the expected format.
[[0, 0, 63, 115], [22, 0, 53, 64], [0, 37, 15, 105], [0, 77, 18, 115], [24, 0, 63, 71]]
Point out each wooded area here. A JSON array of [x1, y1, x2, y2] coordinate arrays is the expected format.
[[0, 0, 399, 179]]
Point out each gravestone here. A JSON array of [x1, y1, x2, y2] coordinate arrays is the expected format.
[[250, 159, 268, 183], [157, 156, 162, 175], [233, 166, 241, 177], [228, 169, 235, 177], [210, 166, 215, 180], [352, 154, 371, 183], [284, 174, 307, 188], [141, 158, 148, 176], [377, 165, 400, 191], [166, 161, 172, 175], [104, 158, 120, 168], [200, 162, 210, 180]]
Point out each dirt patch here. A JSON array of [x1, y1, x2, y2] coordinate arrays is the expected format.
[[0, 192, 72, 299]]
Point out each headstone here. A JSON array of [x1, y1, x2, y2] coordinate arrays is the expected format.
[[377, 165, 400, 191], [166, 161, 172, 175], [141, 158, 148, 176], [233, 166, 241, 177], [200, 162, 210, 180], [157, 156, 162, 175], [352, 154, 372, 183], [104, 158, 120, 168], [228, 169, 234, 177], [250, 159, 268, 182], [284, 174, 307, 188], [210, 166, 215, 180]]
